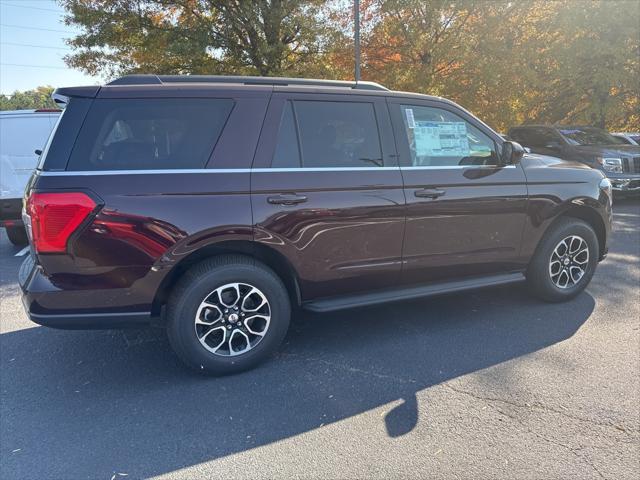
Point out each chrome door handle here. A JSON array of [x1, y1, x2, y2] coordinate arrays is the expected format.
[[267, 194, 308, 206], [414, 188, 445, 199]]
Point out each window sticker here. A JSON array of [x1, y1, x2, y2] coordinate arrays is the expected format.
[[405, 108, 416, 129], [413, 121, 470, 157]]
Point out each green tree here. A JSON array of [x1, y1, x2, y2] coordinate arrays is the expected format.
[[60, 0, 332, 78], [0, 86, 57, 111]]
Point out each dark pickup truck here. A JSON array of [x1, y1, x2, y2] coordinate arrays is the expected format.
[[508, 125, 640, 194]]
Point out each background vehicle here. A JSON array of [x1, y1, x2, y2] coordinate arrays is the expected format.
[[20, 76, 612, 375], [508, 125, 640, 194], [1, 109, 61, 245], [611, 132, 640, 145]]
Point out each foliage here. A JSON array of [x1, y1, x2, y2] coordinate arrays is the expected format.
[[0, 86, 57, 111], [59, 0, 330, 77], [58, 0, 640, 131], [350, 0, 639, 131]]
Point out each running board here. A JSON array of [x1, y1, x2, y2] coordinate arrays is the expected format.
[[303, 272, 526, 313]]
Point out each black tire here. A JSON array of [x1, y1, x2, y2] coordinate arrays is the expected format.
[[5, 225, 28, 246], [167, 255, 291, 375], [526, 218, 599, 302]]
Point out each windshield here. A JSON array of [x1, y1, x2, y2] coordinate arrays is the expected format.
[[558, 127, 624, 146]]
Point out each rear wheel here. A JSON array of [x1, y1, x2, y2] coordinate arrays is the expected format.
[[167, 255, 291, 375], [526, 218, 599, 302], [5, 225, 28, 246]]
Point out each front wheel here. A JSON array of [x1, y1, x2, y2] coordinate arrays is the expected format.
[[167, 255, 291, 375], [526, 218, 599, 302]]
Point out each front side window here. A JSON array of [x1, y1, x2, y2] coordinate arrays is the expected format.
[[271, 100, 384, 168], [399, 105, 499, 167], [68, 98, 233, 171]]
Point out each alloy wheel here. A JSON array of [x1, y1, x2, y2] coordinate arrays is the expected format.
[[194, 282, 271, 356], [549, 235, 589, 289]]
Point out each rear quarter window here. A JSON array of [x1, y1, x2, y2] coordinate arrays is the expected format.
[[67, 98, 233, 171]]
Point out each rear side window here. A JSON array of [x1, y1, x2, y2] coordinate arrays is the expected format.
[[67, 98, 233, 171], [272, 102, 301, 168], [271, 100, 383, 168]]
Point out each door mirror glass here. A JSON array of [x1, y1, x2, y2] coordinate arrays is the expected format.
[[501, 141, 525, 165]]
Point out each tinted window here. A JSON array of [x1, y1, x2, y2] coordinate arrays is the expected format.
[[293, 101, 383, 168], [612, 135, 633, 145], [558, 127, 622, 146], [272, 101, 301, 168], [68, 98, 233, 170], [510, 127, 559, 147], [399, 105, 499, 166]]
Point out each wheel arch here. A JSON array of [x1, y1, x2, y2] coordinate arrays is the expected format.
[[549, 204, 607, 260], [151, 240, 301, 318]]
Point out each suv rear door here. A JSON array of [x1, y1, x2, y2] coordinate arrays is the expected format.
[[26, 86, 268, 313], [388, 98, 529, 285], [251, 90, 405, 301]]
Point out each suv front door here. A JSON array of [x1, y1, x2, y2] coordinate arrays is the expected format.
[[389, 99, 529, 285], [251, 92, 405, 301]]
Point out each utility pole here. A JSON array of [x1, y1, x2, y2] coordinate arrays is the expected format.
[[354, 0, 361, 83]]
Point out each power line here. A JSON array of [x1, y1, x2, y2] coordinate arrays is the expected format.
[[0, 23, 76, 34], [1, 63, 69, 70], [1, 41, 70, 51], [0, 2, 62, 13]]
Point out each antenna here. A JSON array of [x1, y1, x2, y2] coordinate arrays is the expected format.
[[354, 0, 361, 83]]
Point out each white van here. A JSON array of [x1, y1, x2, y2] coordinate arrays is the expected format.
[[1, 109, 61, 245]]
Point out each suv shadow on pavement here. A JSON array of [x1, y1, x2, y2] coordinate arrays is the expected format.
[[1, 285, 595, 478]]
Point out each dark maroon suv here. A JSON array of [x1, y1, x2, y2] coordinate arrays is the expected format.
[[19, 75, 612, 374]]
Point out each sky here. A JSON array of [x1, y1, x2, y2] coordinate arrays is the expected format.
[[0, 0, 100, 95]]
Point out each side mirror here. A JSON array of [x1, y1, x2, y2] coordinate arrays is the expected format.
[[501, 141, 525, 165], [34, 149, 43, 156]]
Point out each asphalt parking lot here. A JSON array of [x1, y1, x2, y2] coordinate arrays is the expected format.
[[1, 199, 638, 480]]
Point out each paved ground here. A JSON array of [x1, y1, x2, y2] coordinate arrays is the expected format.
[[1, 199, 638, 480]]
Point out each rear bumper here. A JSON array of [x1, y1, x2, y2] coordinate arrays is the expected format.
[[19, 256, 153, 329]]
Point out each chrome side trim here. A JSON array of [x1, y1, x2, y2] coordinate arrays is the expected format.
[[40, 169, 241, 176], [39, 165, 515, 176], [402, 165, 516, 170]]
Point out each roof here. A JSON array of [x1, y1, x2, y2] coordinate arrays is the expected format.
[[53, 75, 453, 110], [107, 74, 390, 91]]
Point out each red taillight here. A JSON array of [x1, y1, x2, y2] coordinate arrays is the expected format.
[[27, 192, 96, 253]]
